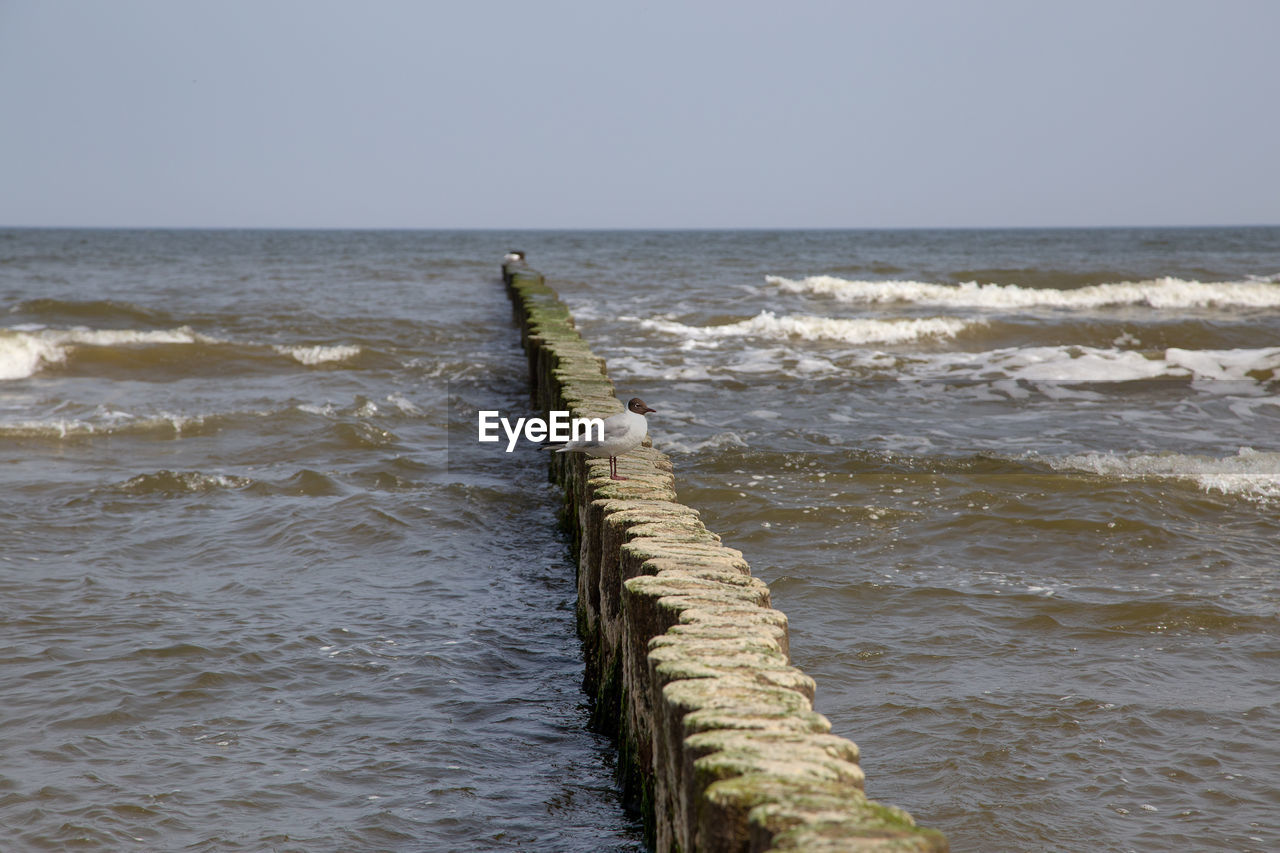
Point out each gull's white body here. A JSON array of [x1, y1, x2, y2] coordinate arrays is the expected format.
[[545, 397, 655, 480]]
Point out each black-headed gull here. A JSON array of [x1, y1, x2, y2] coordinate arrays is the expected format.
[[503, 250, 526, 264], [543, 397, 655, 480]]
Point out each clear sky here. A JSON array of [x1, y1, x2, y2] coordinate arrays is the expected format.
[[2, 0, 1276, 229]]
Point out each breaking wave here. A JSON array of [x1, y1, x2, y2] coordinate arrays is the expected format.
[[932, 345, 1280, 384], [272, 344, 363, 365], [1046, 447, 1280, 501], [633, 311, 976, 345], [768, 275, 1280, 310], [0, 412, 220, 440], [1, 326, 365, 380], [0, 326, 215, 380]]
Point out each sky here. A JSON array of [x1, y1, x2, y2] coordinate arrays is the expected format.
[[1, 0, 1277, 229]]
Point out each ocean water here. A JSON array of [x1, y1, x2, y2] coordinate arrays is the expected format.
[[3, 228, 1279, 852], [0, 230, 643, 851], [521, 228, 1280, 852]]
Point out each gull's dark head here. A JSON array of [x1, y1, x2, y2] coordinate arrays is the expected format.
[[627, 397, 655, 416]]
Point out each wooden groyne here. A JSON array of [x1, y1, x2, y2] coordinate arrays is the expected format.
[[503, 260, 948, 852]]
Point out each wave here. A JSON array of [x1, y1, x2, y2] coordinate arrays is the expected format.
[[0, 326, 215, 380], [97, 469, 363, 498], [272, 344, 363, 365], [8, 297, 174, 326], [0, 409, 227, 438], [115, 470, 253, 495], [1, 326, 365, 380], [1046, 447, 1280, 501], [0, 411, 221, 440], [633, 311, 977, 345], [932, 345, 1280, 384], [767, 275, 1280, 310], [0, 395, 425, 444], [612, 322, 1280, 385]]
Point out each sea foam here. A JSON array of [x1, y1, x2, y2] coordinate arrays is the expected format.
[[1048, 447, 1280, 501], [768, 275, 1280, 310], [0, 326, 212, 380], [635, 311, 975, 345], [274, 344, 362, 365], [932, 345, 1280, 384], [0, 411, 210, 440], [1, 325, 367, 381]]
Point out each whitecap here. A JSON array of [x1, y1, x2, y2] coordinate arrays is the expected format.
[[989, 346, 1171, 382], [1, 325, 215, 380], [929, 345, 1280, 385], [385, 394, 423, 415], [273, 344, 362, 365], [1046, 447, 1280, 501], [768, 275, 1280, 310], [1164, 347, 1280, 382], [0, 331, 65, 379], [634, 311, 975, 345], [658, 431, 748, 454]]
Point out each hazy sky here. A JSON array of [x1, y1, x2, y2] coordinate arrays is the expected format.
[[2, 1, 1276, 229]]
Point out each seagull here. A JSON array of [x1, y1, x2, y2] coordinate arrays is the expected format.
[[503, 250, 526, 264], [543, 397, 655, 480]]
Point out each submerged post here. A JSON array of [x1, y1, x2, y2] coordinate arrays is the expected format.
[[502, 257, 948, 852]]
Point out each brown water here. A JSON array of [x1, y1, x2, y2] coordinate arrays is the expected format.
[[4, 227, 1279, 852], [1, 229, 643, 851], [532, 227, 1280, 852]]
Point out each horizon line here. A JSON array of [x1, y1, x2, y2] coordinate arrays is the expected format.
[[3, 222, 1279, 233]]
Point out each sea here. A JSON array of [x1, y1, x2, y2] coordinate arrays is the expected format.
[[2, 227, 1278, 852]]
